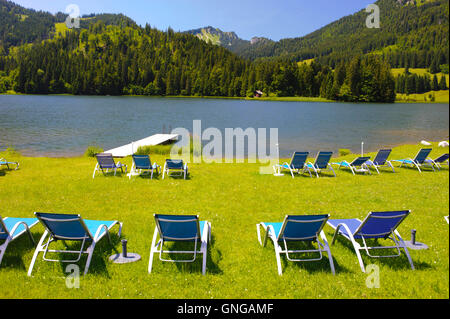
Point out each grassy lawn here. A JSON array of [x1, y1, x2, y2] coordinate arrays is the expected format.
[[0, 142, 448, 299], [396, 90, 449, 103]]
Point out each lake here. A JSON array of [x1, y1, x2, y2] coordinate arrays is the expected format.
[[0, 95, 448, 158]]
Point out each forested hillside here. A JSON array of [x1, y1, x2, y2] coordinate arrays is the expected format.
[[236, 0, 449, 73], [0, 0, 447, 102]]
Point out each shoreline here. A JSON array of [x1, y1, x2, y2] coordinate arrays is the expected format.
[[1, 92, 449, 104], [3, 140, 448, 160]]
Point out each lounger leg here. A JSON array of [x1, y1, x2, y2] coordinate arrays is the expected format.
[[328, 164, 336, 177], [148, 226, 159, 273], [274, 243, 283, 275], [28, 230, 49, 276], [387, 161, 395, 173], [84, 243, 96, 275], [320, 231, 335, 275], [92, 164, 99, 179], [332, 224, 366, 272], [395, 231, 415, 270], [0, 239, 11, 266]]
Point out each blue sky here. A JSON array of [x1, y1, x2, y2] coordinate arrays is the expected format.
[[13, 0, 375, 41]]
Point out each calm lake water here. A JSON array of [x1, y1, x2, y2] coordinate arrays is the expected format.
[[0, 95, 448, 157]]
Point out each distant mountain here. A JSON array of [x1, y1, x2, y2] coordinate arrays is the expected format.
[[0, 0, 136, 52], [184, 26, 275, 58], [232, 0, 449, 70]]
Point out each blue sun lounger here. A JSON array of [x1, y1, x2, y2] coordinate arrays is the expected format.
[[365, 149, 395, 173], [424, 153, 449, 170], [129, 154, 160, 179], [148, 214, 211, 275], [333, 156, 372, 175], [27, 212, 122, 276], [257, 215, 335, 275], [304, 151, 336, 178], [327, 211, 414, 272], [162, 159, 189, 179], [1, 216, 38, 267], [0, 158, 19, 170], [273, 152, 310, 178], [92, 153, 127, 179], [392, 148, 434, 173]]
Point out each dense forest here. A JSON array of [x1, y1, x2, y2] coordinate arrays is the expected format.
[[0, 0, 448, 102], [0, 21, 398, 102], [234, 0, 449, 72]]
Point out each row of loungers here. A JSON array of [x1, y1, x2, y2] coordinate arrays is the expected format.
[[3, 210, 446, 276], [93, 153, 189, 180], [275, 148, 449, 178]]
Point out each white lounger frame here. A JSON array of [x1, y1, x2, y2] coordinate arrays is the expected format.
[[425, 156, 449, 171], [0, 217, 37, 266], [92, 160, 127, 179], [305, 163, 336, 178], [333, 160, 371, 175], [256, 219, 335, 275], [162, 162, 188, 179], [273, 163, 312, 178], [329, 215, 414, 273], [148, 217, 211, 275], [365, 159, 395, 174], [129, 161, 160, 180], [0, 159, 19, 170], [392, 150, 435, 173], [28, 215, 122, 276]]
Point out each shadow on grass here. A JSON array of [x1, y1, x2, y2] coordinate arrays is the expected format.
[[163, 174, 192, 181], [0, 234, 37, 270], [276, 241, 352, 275], [331, 236, 432, 271], [27, 230, 122, 278], [157, 235, 222, 275]]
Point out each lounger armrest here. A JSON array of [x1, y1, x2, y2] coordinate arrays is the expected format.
[[8, 221, 34, 241], [92, 224, 113, 242]]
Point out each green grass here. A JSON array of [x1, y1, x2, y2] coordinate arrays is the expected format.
[[0, 142, 449, 299], [396, 90, 449, 103], [391, 68, 449, 87], [54, 22, 69, 36]]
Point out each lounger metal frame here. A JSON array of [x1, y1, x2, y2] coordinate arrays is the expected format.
[[365, 149, 395, 174], [162, 160, 188, 180], [304, 152, 336, 178], [129, 155, 160, 179], [333, 157, 372, 175], [28, 213, 122, 276], [0, 216, 37, 266], [392, 148, 434, 173], [425, 153, 449, 171], [329, 211, 414, 273], [0, 159, 19, 170], [273, 152, 311, 178], [148, 214, 211, 275], [256, 215, 335, 275], [92, 153, 127, 179]]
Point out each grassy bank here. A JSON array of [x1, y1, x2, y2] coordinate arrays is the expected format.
[[396, 90, 449, 103], [0, 142, 449, 299], [2, 91, 449, 103]]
